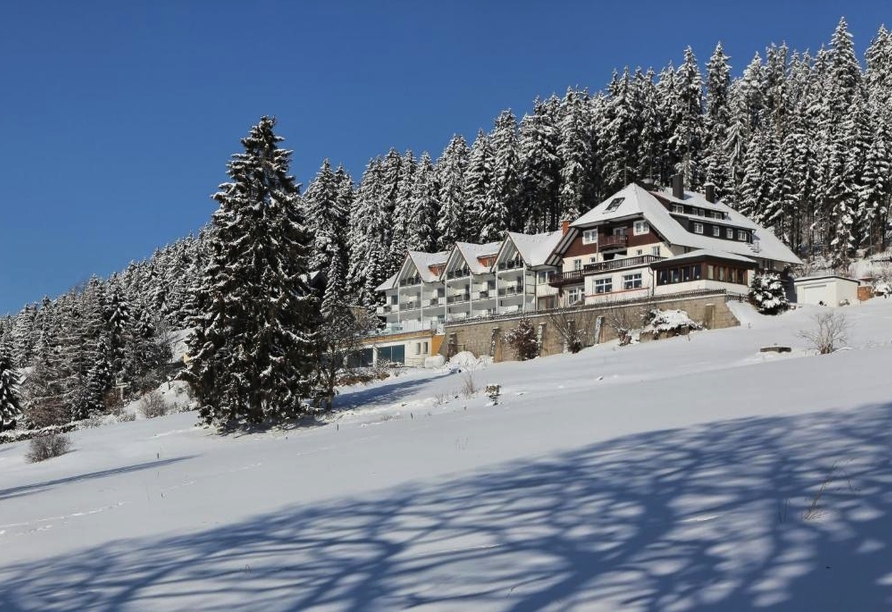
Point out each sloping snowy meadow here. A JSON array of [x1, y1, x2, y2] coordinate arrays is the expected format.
[[2, 300, 892, 610]]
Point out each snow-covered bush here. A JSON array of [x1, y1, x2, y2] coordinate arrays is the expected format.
[[642, 309, 703, 339], [873, 280, 891, 297], [749, 272, 790, 315], [139, 389, 169, 419], [798, 311, 849, 354], [26, 432, 72, 463], [504, 318, 539, 361]]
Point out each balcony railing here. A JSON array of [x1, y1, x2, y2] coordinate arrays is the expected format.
[[446, 269, 470, 280], [399, 276, 422, 287], [472, 290, 494, 300], [447, 293, 471, 304], [497, 260, 524, 271], [598, 235, 628, 251], [497, 285, 523, 297], [548, 255, 665, 287]]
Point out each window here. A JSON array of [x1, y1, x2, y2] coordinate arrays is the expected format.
[[636, 249, 643, 255], [613, 227, 628, 237], [738, 230, 748, 241], [707, 264, 714, 280], [589, 257, 598, 263], [573, 259, 582, 271], [605, 197, 624, 212], [623, 272, 642, 290], [594, 277, 613, 293], [712, 226, 720, 237], [696, 208, 705, 217], [672, 204, 684, 213], [390, 294, 398, 305], [582, 229, 599, 244], [693, 223, 704, 234], [726, 228, 734, 239], [423, 341, 429, 354], [568, 287, 584, 304], [416, 343, 422, 355], [713, 211, 724, 220], [633, 220, 650, 235], [651, 246, 661, 257]]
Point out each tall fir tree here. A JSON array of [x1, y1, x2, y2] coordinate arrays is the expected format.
[[519, 96, 562, 232], [703, 42, 733, 198], [183, 116, 317, 426], [436, 134, 470, 248], [489, 110, 523, 232], [408, 151, 440, 252], [0, 345, 22, 430]]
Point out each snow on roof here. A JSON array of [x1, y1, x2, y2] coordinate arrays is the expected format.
[[653, 249, 757, 266], [793, 274, 861, 284], [407, 251, 449, 282], [570, 183, 802, 266], [505, 230, 564, 267], [375, 272, 399, 292], [452, 241, 501, 274]]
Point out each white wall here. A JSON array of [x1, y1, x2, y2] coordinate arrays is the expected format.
[[795, 278, 859, 306]]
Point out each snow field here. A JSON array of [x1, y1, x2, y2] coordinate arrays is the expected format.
[[1, 300, 892, 610]]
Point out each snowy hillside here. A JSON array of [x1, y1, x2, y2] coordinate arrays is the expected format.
[[2, 300, 892, 610]]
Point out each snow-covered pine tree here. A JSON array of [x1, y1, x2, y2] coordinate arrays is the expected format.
[[749, 272, 790, 315], [519, 96, 561, 232], [634, 68, 663, 187], [183, 116, 317, 426], [407, 151, 440, 252], [303, 159, 349, 278], [347, 158, 390, 306], [703, 43, 733, 198], [0, 345, 22, 430], [10, 304, 37, 368], [489, 110, 523, 232], [465, 129, 501, 242], [726, 53, 765, 204], [600, 68, 639, 193], [558, 88, 596, 222], [816, 18, 864, 265], [436, 134, 470, 249], [390, 150, 416, 269], [670, 47, 704, 188]]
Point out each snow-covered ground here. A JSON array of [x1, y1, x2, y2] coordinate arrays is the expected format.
[[2, 300, 892, 610]]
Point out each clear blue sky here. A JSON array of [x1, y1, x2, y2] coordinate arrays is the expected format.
[[0, 1, 887, 316]]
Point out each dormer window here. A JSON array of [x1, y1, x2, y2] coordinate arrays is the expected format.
[[712, 226, 720, 237], [582, 229, 599, 245], [672, 204, 684, 214], [713, 211, 724, 220], [726, 228, 734, 239], [693, 223, 704, 234], [605, 197, 624, 212], [738, 230, 748, 241]]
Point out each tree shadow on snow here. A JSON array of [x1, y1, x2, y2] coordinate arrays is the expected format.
[[0, 456, 196, 502], [2, 405, 892, 610], [333, 372, 451, 412]]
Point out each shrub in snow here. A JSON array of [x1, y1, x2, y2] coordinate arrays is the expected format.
[[26, 432, 72, 463], [504, 318, 539, 361], [798, 311, 849, 355], [139, 389, 169, 419], [642, 309, 703, 339], [873, 280, 891, 297], [749, 272, 789, 315]]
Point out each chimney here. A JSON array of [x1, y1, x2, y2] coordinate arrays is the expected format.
[[560, 219, 570, 235], [704, 183, 716, 203], [672, 173, 684, 200]]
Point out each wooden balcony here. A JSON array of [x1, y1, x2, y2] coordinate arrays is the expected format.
[[598, 234, 628, 251], [548, 255, 665, 287]]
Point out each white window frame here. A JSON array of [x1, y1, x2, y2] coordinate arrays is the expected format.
[[593, 277, 613, 294], [713, 211, 724, 220], [623, 272, 643, 290], [582, 229, 599, 245], [633, 220, 650, 236], [726, 228, 734, 239], [738, 230, 748, 241], [672, 204, 684, 213], [651, 246, 661, 257], [712, 226, 720, 237], [573, 259, 582, 271], [613, 227, 628, 237], [568, 286, 584, 304], [693, 222, 704, 234]]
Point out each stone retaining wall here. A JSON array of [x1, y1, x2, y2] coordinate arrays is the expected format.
[[439, 291, 740, 362]]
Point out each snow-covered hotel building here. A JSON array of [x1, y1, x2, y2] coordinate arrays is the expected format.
[[365, 178, 801, 366]]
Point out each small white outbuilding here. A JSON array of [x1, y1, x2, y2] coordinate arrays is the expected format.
[[794, 275, 860, 306]]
